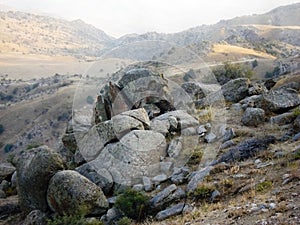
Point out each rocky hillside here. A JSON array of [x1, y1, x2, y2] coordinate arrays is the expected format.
[[113, 3, 300, 61], [1, 3, 300, 61], [0, 11, 114, 58], [0, 62, 299, 225]]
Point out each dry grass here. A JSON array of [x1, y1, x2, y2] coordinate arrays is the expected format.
[[211, 44, 276, 59]]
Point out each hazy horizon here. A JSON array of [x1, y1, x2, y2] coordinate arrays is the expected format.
[[0, 0, 299, 38]]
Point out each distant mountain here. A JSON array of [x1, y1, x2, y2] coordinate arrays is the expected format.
[[110, 3, 300, 61], [1, 3, 300, 61], [219, 2, 300, 26], [0, 11, 114, 58]]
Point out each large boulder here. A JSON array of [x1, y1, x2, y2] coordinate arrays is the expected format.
[[111, 108, 150, 137], [241, 108, 265, 127], [260, 88, 300, 113], [221, 78, 250, 102], [47, 170, 108, 216], [94, 65, 172, 123], [91, 130, 167, 189], [16, 146, 64, 213]]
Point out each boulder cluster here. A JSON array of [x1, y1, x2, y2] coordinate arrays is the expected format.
[[1, 63, 300, 224]]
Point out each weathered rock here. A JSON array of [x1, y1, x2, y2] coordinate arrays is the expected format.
[[119, 108, 151, 127], [270, 112, 297, 125], [0, 163, 16, 182], [154, 110, 199, 129], [92, 130, 167, 189], [111, 109, 149, 137], [222, 128, 235, 143], [167, 138, 182, 158], [212, 136, 276, 165], [210, 190, 221, 202], [47, 170, 108, 215], [16, 146, 64, 213], [221, 78, 250, 102], [241, 108, 265, 127], [75, 163, 114, 195], [150, 184, 186, 210], [152, 174, 168, 184], [181, 127, 197, 136], [100, 207, 122, 225], [94, 66, 172, 122], [248, 83, 267, 95], [23, 210, 47, 225], [171, 167, 190, 185], [181, 82, 206, 100], [76, 123, 116, 162], [143, 176, 153, 192], [155, 203, 191, 221], [205, 132, 217, 143], [160, 162, 174, 174], [187, 166, 212, 192], [260, 89, 300, 113], [150, 120, 170, 136], [132, 184, 144, 192], [240, 95, 263, 109], [292, 132, 300, 141]]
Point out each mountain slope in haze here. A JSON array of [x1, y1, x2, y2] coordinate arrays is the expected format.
[[0, 11, 114, 58], [113, 3, 300, 61]]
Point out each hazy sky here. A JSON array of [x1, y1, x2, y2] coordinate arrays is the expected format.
[[1, 0, 299, 37]]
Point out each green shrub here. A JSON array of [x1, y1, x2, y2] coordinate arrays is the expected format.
[[293, 107, 300, 117], [256, 180, 272, 192], [26, 143, 41, 150], [117, 217, 132, 225], [189, 184, 215, 201], [4, 144, 14, 153], [213, 61, 253, 85], [187, 147, 203, 166], [115, 188, 149, 221]]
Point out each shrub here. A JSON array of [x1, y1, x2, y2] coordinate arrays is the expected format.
[[252, 59, 258, 68], [115, 188, 149, 221], [26, 143, 41, 150], [116, 217, 132, 225], [213, 61, 253, 85], [293, 107, 300, 117], [256, 180, 272, 192], [187, 147, 203, 166], [4, 144, 14, 153], [189, 184, 215, 201]]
